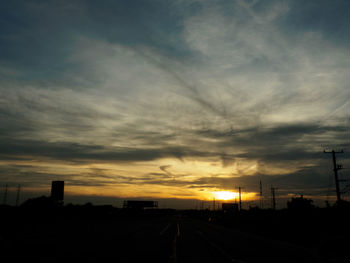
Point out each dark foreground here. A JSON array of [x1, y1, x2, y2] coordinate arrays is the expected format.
[[1, 206, 349, 263]]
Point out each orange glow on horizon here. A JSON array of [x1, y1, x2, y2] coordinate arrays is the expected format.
[[212, 191, 238, 201]]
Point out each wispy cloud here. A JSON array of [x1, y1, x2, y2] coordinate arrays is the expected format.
[[1, 0, 349, 206]]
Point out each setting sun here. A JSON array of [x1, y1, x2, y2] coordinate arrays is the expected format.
[[213, 191, 238, 201]]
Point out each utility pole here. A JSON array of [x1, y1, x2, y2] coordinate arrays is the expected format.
[[15, 184, 21, 206], [3, 184, 8, 205], [259, 180, 263, 209], [238, 187, 242, 211], [213, 198, 216, 211], [324, 150, 344, 202], [271, 187, 276, 210]]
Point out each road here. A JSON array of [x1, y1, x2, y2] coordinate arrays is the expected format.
[[176, 217, 319, 263], [2, 214, 320, 263]]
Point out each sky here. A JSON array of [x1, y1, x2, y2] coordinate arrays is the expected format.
[[1, 0, 350, 208]]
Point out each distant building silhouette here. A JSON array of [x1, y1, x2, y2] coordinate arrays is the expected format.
[[51, 181, 64, 203], [123, 200, 158, 209], [287, 195, 314, 211], [21, 195, 56, 208]]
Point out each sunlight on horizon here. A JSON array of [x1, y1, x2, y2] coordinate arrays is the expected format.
[[212, 191, 238, 201]]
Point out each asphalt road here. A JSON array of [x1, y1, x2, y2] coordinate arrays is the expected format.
[[2, 214, 320, 263], [176, 217, 319, 263]]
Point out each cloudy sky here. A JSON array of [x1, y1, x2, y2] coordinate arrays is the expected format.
[[1, 0, 349, 207]]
